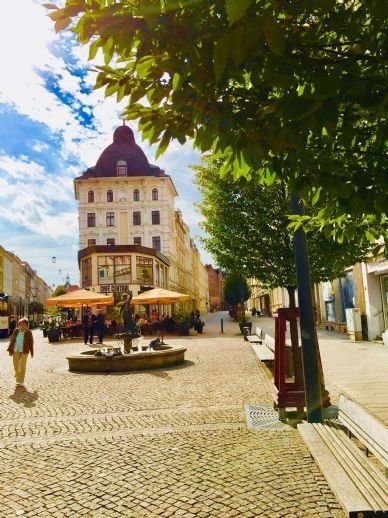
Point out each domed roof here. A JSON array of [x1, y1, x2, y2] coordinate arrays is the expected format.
[[90, 125, 163, 178]]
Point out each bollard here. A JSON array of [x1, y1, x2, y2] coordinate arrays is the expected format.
[[221, 318, 224, 333]]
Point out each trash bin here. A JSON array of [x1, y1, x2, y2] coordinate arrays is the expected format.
[[243, 326, 251, 341]]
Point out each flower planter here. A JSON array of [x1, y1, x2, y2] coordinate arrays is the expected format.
[[238, 322, 252, 335], [177, 323, 191, 336], [47, 328, 61, 343]]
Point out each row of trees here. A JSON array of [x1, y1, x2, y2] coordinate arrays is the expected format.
[[194, 154, 376, 307]]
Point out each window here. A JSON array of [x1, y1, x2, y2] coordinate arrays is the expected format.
[[88, 190, 94, 203], [107, 190, 113, 202], [87, 239, 96, 247], [98, 255, 131, 285], [87, 213, 96, 227], [117, 160, 127, 176], [82, 258, 92, 287], [134, 237, 142, 246], [151, 210, 160, 225], [152, 236, 161, 251], [107, 238, 115, 246], [106, 212, 115, 226], [155, 262, 160, 285], [133, 189, 140, 201], [136, 256, 153, 284], [133, 211, 141, 225], [152, 188, 158, 201]]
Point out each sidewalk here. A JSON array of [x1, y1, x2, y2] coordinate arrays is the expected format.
[[227, 313, 388, 426]]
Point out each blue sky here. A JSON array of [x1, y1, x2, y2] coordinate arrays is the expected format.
[[0, 1, 212, 289]]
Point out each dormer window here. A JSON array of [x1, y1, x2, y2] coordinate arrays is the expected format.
[[152, 188, 158, 201], [107, 190, 113, 202], [133, 189, 140, 201], [88, 190, 94, 203], [117, 160, 127, 176]]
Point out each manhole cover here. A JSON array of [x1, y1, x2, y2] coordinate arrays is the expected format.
[[244, 403, 289, 430]]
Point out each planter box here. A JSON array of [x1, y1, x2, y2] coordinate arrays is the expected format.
[[177, 323, 191, 336], [238, 322, 252, 335], [47, 328, 61, 343]]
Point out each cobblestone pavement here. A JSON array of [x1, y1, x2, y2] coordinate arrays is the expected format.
[[0, 320, 344, 517]]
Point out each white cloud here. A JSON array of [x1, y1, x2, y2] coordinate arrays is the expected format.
[[0, 154, 46, 181], [0, 1, 214, 286]]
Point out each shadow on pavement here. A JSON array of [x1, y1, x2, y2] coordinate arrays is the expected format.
[[9, 386, 39, 408]]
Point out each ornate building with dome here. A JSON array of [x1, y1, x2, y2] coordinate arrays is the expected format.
[[73, 124, 209, 311]]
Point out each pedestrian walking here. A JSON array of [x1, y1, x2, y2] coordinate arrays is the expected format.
[[7, 317, 34, 387], [95, 309, 105, 344], [82, 308, 96, 345]]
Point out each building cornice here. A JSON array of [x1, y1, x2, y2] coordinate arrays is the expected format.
[[78, 245, 170, 267]]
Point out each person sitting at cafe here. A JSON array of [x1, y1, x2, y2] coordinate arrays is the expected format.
[[138, 314, 148, 326]]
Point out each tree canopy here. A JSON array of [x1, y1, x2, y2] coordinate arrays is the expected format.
[[194, 154, 376, 296], [48, 0, 387, 244], [223, 272, 251, 306]]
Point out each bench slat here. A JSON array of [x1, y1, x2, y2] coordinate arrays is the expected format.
[[246, 335, 262, 344], [313, 424, 388, 509], [251, 343, 274, 362], [298, 423, 374, 514], [339, 394, 388, 471], [263, 335, 275, 352]]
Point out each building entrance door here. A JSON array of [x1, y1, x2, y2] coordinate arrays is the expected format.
[[381, 274, 388, 330]]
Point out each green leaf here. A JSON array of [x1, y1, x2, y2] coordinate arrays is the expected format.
[[172, 72, 182, 91], [155, 131, 171, 159], [88, 38, 101, 61], [105, 82, 118, 97], [103, 36, 115, 65], [117, 83, 127, 102], [136, 56, 155, 79], [213, 34, 230, 82], [365, 230, 376, 243], [54, 17, 71, 32], [283, 98, 322, 121], [311, 187, 321, 206], [225, 0, 252, 26], [49, 9, 66, 21], [263, 18, 285, 56]]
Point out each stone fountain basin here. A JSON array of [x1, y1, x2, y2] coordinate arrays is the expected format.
[[66, 345, 186, 373]]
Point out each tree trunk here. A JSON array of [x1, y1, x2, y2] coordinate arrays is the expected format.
[[291, 193, 323, 423]]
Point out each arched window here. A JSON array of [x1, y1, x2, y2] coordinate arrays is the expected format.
[[87, 190, 94, 203], [117, 160, 127, 176], [152, 188, 159, 201], [133, 189, 140, 201], [107, 190, 113, 202]]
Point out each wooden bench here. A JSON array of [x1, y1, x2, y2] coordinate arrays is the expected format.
[[339, 394, 388, 477], [246, 326, 263, 344], [298, 422, 388, 516], [250, 330, 275, 362]]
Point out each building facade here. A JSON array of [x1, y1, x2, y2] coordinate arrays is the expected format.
[[205, 265, 225, 312], [361, 254, 388, 340], [0, 245, 52, 333], [74, 125, 208, 312]]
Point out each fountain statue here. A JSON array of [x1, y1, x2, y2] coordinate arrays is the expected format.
[[118, 292, 140, 352]]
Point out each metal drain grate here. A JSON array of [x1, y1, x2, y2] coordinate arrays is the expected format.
[[244, 403, 290, 430]]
